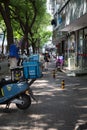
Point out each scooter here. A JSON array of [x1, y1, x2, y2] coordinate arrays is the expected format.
[[0, 78, 36, 110], [56, 59, 61, 70], [0, 55, 42, 110]]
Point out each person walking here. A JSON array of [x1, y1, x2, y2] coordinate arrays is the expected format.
[[44, 51, 50, 70]]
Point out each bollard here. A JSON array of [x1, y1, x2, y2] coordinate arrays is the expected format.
[[52, 69, 56, 79], [61, 80, 65, 89]]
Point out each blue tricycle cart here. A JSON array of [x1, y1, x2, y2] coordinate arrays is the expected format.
[[0, 54, 42, 110]]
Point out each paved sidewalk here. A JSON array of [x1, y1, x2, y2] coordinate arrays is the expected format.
[[61, 66, 87, 76], [0, 60, 87, 130], [31, 60, 87, 130]]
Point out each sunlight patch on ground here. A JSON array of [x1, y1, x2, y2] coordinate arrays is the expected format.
[[76, 98, 87, 101], [36, 91, 55, 96], [78, 87, 87, 90], [29, 114, 45, 120], [48, 128, 58, 130], [35, 80, 49, 83], [32, 100, 42, 104], [80, 114, 87, 118], [35, 83, 50, 87], [35, 123, 48, 127], [65, 83, 80, 87], [0, 126, 25, 130], [74, 105, 87, 108]]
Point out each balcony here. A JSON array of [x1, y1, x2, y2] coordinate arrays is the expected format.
[[57, 0, 87, 32]]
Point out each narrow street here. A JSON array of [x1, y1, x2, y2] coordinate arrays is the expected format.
[[0, 0, 87, 129], [0, 61, 87, 130]]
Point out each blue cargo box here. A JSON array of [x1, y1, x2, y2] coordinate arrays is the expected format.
[[29, 54, 39, 61], [23, 61, 42, 79]]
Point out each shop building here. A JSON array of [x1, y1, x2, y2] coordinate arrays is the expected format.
[[50, 0, 87, 72]]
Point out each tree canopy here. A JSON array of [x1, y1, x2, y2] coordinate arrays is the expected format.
[[0, 0, 52, 54]]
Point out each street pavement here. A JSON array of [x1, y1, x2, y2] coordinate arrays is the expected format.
[[0, 59, 87, 130]]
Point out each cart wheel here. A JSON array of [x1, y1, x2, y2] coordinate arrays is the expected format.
[[16, 94, 31, 110]]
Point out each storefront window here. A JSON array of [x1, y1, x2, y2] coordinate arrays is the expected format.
[[69, 34, 75, 58], [84, 28, 87, 37], [78, 29, 83, 69], [83, 28, 87, 68], [78, 28, 87, 69]]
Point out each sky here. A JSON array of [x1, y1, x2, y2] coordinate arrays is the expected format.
[[46, 0, 52, 15]]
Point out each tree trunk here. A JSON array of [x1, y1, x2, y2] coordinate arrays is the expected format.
[[21, 37, 26, 54], [26, 38, 30, 55], [21, 32, 30, 55], [0, 1, 14, 52], [1, 31, 5, 54], [4, 1, 14, 51], [6, 25, 14, 51], [32, 42, 36, 54]]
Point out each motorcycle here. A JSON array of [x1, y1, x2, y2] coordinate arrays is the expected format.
[[56, 56, 64, 70], [0, 78, 36, 110]]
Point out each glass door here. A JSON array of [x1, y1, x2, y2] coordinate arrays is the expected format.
[[78, 29, 83, 69]]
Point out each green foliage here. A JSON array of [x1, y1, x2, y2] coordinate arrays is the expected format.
[[0, 0, 52, 52], [0, 19, 6, 31]]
